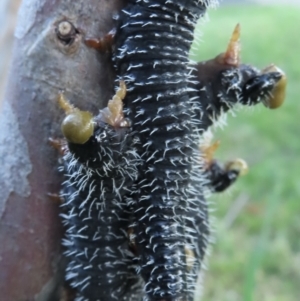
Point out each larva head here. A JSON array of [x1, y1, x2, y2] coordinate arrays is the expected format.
[[262, 65, 287, 109], [58, 94, 94, 144], [225, 158, 248, 176]]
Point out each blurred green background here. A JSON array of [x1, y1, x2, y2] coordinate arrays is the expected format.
[[190, 4, 300, 301]]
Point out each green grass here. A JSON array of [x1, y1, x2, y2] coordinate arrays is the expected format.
[[190, 5, 300, 301]]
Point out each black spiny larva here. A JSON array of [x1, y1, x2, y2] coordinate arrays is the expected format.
[[114, 1, 215, 300], [58, 82, 142, 301]]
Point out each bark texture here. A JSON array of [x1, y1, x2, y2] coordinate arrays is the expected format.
[[0, 1, 124, 300]]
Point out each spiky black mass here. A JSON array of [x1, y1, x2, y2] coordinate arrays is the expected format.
[[60, 119, 143, 301], [190, 61, 284, 194], [191, 61, 284, 131], [60, 0, 285, 301], [113, 1, 215, 301]]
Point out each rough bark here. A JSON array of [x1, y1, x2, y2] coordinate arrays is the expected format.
[[0, 0, 22, 104], [0, 1, 124, 300]]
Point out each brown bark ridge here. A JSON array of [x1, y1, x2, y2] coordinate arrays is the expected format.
[[0, 1, 124, 300]]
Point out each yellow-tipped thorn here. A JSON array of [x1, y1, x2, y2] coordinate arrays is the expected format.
[[217, 23, 241, 67]]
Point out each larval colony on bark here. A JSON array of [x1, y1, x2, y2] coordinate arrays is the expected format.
[[57, 0, 286, 301]]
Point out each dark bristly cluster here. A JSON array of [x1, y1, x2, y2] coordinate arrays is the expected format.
[[56, 1, 286, 301], [114, 1, 213, 300], [58, 86, 143, 301], [189, 23, 286, 194]]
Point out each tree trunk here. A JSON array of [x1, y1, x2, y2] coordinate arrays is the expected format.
[[0, 1, 124, 300]]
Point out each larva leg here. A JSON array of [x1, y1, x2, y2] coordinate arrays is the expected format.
[[85, 28, 116, 53]]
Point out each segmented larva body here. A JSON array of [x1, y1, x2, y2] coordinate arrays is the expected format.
[[59, 94, 143, 301], [114, 1, 215, 300]]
